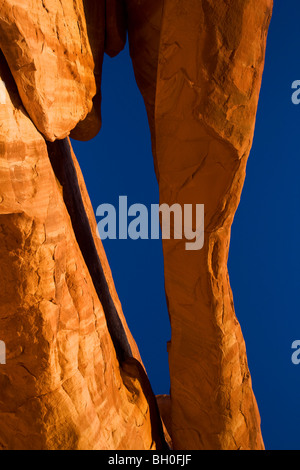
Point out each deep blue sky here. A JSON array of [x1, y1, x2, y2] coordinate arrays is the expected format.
[[72, 1, 300, 450]]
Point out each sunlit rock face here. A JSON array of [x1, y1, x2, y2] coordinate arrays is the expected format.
[[0, 0, 272, 450], [127, 0, 273, 450], [0, 0, 104, 141], [0, 52, 167, 450]]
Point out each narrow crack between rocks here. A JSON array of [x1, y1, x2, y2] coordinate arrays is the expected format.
[[46, 137, 168, 449]]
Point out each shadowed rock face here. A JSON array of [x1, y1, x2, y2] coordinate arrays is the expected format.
[[0, 0, 273, 450]]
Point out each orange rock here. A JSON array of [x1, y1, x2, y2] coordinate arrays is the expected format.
[[128, 0, 273, 450], [0, 0, 99, 141], [0, 0, 274, 451], [105, 0, 127, 58], [0, 54, 165, 450], [70, 0, 105, 141], [156, 395, 172, 448], [127, 0, 164, 176]]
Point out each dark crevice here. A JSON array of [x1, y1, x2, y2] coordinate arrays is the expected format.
[[46, 138, 168, 449], [47, 138, 133, 363]]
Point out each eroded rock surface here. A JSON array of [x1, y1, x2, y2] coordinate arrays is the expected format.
[[0, 0, 273, 451], [0, 54, 165, 450], [127, 0, 273, 450], [0, 0, 100, 141]]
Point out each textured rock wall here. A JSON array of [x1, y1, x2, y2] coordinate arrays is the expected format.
[[0, 0, 273, 450], [0, 51, 165, 449], [0, 0, 99, 141], [127, 0, 273, 450]]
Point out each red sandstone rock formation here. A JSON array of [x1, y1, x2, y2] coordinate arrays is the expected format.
[[0, 51, 165, 450], [0, 0, 273, 450], [0, 0, 99, 141], [127, 0, 273, 450]]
